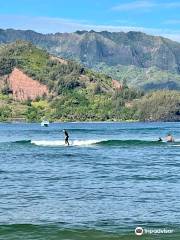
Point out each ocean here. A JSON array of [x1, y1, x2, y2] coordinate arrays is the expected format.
[[0, 122, 180, 240]]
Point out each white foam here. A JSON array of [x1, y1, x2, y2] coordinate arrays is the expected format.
[[31, 139, 101, 146]]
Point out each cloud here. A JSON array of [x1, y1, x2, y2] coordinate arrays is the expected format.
[[0, 15, 180, 42], [112, 1, 155, 11], [0, 15, 88, 33], [164, 19, 180, 25], [163, 34, 180, 42], [163, 2, 180, 7], [112, 0, 180, 11]]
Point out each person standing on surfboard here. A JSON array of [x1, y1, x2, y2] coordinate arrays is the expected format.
[[63, 130, 70, 146]]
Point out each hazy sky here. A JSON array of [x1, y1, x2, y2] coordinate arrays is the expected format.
[[0, 0, 180, 41]]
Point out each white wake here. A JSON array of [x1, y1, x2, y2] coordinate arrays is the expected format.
[[31, 139, 101, 146]]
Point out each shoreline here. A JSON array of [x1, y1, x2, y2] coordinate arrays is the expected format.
[[0, 120, 179, 124]]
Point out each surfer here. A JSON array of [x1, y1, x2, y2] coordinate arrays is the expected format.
[[166, 133, 174, 142], [63, 129, 69, 146], [158, 137, 163, 142]]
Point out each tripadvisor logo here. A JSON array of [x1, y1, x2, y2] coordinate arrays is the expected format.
[[135, 227, 144, 236], [135, 226, 174, 236]]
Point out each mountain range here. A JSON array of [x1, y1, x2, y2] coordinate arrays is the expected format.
[[0, 40, 179, 122], [0, 28, 180, 90], [0, 41, 140, 122]]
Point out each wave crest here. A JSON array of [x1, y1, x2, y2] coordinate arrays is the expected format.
[[5, 139, 179, 147], [31, 139, 99, 146], [31, 139, 166, 147]]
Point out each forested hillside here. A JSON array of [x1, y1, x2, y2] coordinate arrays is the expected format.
[[0, 29, 180, 90], [0, 41, 144, 122]]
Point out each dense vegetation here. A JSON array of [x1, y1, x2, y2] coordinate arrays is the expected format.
[[0, 41, 179, 122], [94, 63, 180, 91], [1, 89, 179, 122], [134, 90, 180, 121], [0, 41, 144, 122]]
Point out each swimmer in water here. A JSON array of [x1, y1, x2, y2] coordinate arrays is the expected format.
[[158, 137, 163, 142], [63, 129, 69, 146], [166, 133, 174, 143]]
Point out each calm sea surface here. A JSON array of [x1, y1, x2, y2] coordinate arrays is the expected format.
[[0, 122, 180, 240]]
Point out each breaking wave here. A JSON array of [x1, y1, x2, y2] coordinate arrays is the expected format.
[[3, 139, 179, 147], [31, 139, 167, 147]]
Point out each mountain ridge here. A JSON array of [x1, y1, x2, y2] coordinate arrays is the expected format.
[[1, 28, 180, 69], [0, 40, 179, 122], [0, 28, 180, 90]]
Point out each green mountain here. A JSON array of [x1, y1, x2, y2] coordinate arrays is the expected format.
[[0, 41, 113, 95], [0, 41, 143, 122], [0, 41, 179, 122], [94, 63, 180, 90], [0, 29, 180, 90]]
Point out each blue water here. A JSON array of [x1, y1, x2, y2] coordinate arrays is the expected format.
[[0, 122, 180, 239]]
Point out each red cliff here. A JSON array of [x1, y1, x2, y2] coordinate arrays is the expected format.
[[8, 68, 49, 101], [112, 79, 123, 90]]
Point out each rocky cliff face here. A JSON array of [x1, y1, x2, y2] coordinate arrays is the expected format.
[[8, 68, 49, 101], [0, 29, 180, 74], [112, 79, 123, 90], [1, 32, 180, 91]]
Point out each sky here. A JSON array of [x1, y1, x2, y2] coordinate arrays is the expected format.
[[0, 0, 180, 42]]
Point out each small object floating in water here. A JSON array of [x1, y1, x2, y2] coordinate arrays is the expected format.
[[41, 120, 49, 127]]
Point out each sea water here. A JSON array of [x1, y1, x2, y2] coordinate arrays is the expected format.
[[0, 122, 180, 240]]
